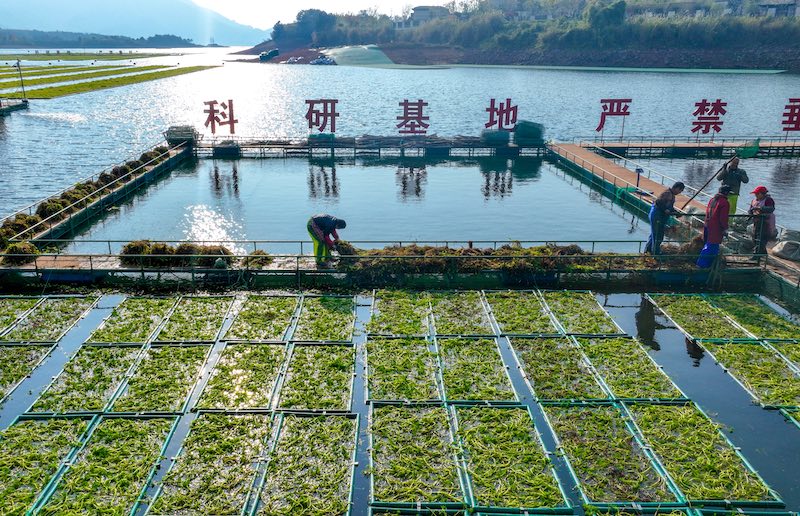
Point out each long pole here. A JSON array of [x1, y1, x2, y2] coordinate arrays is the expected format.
[[16, 60, 27, 100], [680, 154, 736, 210]]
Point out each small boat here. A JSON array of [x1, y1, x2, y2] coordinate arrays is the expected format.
[[310, 55, 336, 66], [259, 49, 280, 62]]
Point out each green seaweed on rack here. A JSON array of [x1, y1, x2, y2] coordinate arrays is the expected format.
[[651, 295, 749, 341], [707, 342, 800, 406], [279, 346, 353, 411], [542, 291, 618, 335], [584, 509, 689, 515], [88, 297, 175, 343], [258, 415, 355, 515], [151, 413, 271, 515], [630, 404, 774, 502], [577, 337, 682, 400], [3, 297, 97, 342], [32, 346, 139, 413], [709, 295, 800, 341], [293, 297, 354, 342], [0, 346, 51, 400], [431, 292, 491, 335], [485, 291, 557, 334], [367, 290, 431, 336], [0, 418, 88, 515], [513, 338, 606, 400], [371, 406, 463, 505], [0, 298, 38, 333], [226, 296, 297, 341], [456, 407, 564, 509], [112, 346, 208, 412], [773, 341, 800, 369], [367, 338, 439, 401], [41, 418, 172, 515], [545, 405, 674, 503], [157, 297, 231, 342], [438, 338, 514, 401], [197, 344, 285, 410]]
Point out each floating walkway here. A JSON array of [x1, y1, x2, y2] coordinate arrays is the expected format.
[[584, 137, 800, 158], [0, 98, 28, 116]]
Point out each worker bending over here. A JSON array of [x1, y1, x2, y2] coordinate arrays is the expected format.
[[645, 182, 685, 256], [307, 213, 347, 267]]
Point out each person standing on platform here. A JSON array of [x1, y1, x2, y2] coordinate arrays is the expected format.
[[307, 213, 347, 267], [748, 185, 776, 256], [716, 157, 749, 220], [697, 185, 731, 268], [645, 182, 685, 255]]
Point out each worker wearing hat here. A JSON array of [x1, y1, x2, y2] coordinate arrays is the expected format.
[[716, 157, 749, 221], [697, 185, 732, 268], [748, 186, 776, 256]]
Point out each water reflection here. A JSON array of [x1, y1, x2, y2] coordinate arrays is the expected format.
[[210, 162, 240, 199], [181, 205, 244, 253], [685, 338, 705, 367], [395, 167, 427, 201], [308, 163, 340, 200], [635, 296, 661, 350], [509, 158, 544, 182]]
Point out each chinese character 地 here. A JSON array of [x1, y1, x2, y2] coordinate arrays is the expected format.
[[596, 98, 632, 132], [485, 98, 518, 131], [691, 98, 727, 134], [396, 99, 430, 135], [782, 99, 800, 132], [305, 99, 340, 133], [203, 99, 238, 135]]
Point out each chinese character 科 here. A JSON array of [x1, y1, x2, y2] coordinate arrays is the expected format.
[[691, 98, 727, 134], [305, 99, 339, 133], [397, 99, 430, 135], [485, 98, 518, 131], [596, 98, 632, 132], [782, 98, 800, 132], [203, 99, 238, 135]]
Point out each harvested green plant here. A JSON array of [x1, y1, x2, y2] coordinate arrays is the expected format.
[[279, 346, 353, 411], [457, 407, 564, 508], [293, 297, 354, 342], [32, 346, 139, 413], [371, 406, 463, 504], [3, 297, 96, 342], [157, 297, 231, 342], [367, 338, 438, 401], [198, 344, 285, 410], [151, 414, 270, 515], [367, 290, 430, 336], [486, 291, 557, 334], [578, 338, 682, 400], [112, 346, 208, 412], [0, 418, 88, 515], [545, 405, 674, 503], [41, 418, 172, 514], [630, 404, 774, 502], [0, 345, 50, 399], [0, 298, 38, 332], [89, 297, 175, 343], [542, 291, 618, 335], [431, 292, 491, 335], [259, 415, 355, 515], [513, 338, 605, 400], [707, 342, 800, 406], [438, 338, 514, 401], [710, 295, 800, 341], [773, 342, 800, 368], [651, 295, 749, 341], [226, 296, 297, 341]]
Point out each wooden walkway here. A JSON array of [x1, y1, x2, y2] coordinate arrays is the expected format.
[[549, 143, 707, 213], [584, 139, 800, 157]]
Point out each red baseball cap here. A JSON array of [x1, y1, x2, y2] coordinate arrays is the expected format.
[[751, 186, 768, 195]]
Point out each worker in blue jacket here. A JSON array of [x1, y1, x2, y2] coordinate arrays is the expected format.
[[645, 182, 685, 255]]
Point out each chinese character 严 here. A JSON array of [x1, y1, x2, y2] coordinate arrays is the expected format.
[[203, 99, 238, 135], [596, 98, 632, 132], [305, 99, 339, 133], [397, 99, 430, 135], [691, 98, 727, 134], [485, 98, 518, 131], [782, 99, 800, 132]]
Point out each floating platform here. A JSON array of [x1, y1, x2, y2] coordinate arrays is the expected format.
[[583, 137, 800, 158], [0, 98, 28, 116]]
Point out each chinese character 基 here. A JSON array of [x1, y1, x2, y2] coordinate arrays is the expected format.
[[691, 98, 727, 135], [782, 99, 800, 133], [396, 99, 430, 135], [203, 99, 238, 135], [596, 98, 632, 133], [305, 99, 339, 133], [485, 98, 518, 131]]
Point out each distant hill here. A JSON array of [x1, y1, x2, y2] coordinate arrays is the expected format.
[[0, 29, 198, 49], [1, 0, 269, 46]]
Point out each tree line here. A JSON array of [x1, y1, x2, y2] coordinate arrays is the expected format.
[[0, 29, 197, 48]]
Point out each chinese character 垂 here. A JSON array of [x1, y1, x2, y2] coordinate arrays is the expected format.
[[782, 99, 800, 132], [203, 99, 238, 135], [305, 99, 339, 133], [396, 99, 430, 135], [596, 98, 632, 133], [691, 98, 727, 135], [485, 98, 518, 131]]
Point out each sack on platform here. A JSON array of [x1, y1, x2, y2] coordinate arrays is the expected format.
[[773, 241, 800, 262]]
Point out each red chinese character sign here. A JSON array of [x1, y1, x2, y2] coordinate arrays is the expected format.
[[203, 99, 238, 135], [596, 98, 632, 138], [397, 99, 430, 135], [306, 99, 339, 133], [486, 98, 518, 131], [691, 98, 727, 136], [782, 99, 800, 134]]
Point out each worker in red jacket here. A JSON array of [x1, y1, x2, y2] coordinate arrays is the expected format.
[[697, 185, 731, 268]]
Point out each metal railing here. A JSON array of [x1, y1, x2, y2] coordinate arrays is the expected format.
[[573, 135, 800, 145]]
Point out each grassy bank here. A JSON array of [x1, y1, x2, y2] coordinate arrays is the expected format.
[[0, 65, 125, 80], [0, 52, 169, 62], [0, 66, 166, 90], [5, 66, 216, 99]]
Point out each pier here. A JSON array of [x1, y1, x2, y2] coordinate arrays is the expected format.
[[0, 98, 28, 116], [581, 136, 800, 158]]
